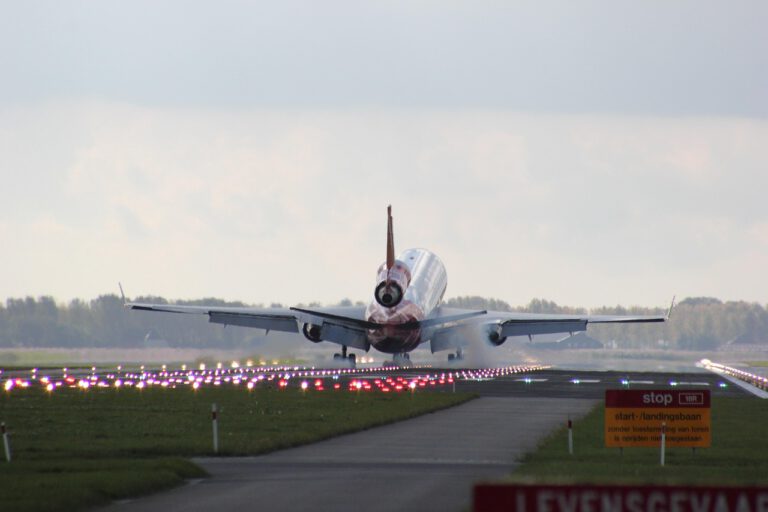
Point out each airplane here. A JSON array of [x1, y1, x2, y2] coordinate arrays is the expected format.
[[123, 206, 672, 366]]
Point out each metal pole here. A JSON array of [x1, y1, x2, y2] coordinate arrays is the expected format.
[[212, 404, 219, 454], [568, 418, 573, 455], [660, 422, 666, 466], [2, 422, 11, 462]]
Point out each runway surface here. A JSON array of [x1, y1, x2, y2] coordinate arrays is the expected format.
[[453, 368, 747, 398], [101, 396, 596, 512], [99, 368, 748, 512]]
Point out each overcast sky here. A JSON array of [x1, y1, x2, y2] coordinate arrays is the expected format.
[[1, 1, 766, 308]]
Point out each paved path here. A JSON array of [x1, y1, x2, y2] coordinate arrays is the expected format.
[[101, 397, 596, 512]]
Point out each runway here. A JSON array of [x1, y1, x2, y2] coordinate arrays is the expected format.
[[101, 396, 596, 512], [453, 368, 748, 398], [99, 368, 748, 512]]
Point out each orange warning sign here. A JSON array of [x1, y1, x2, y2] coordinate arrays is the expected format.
[[605, 390, 711, 448]]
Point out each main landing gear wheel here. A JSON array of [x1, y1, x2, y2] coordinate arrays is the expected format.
[[447, 349, 464, 363], [391, 353, 413, 368], [332, 346, 356, 368]]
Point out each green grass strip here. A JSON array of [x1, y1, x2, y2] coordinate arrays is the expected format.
[[510, 397, 768, 486], [0, 386, 474, 511]]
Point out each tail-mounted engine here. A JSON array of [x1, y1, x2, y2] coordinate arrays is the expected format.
[[302, 323, 323, 343], [487, 324, 507, 346], [374, 261, 411, 308]]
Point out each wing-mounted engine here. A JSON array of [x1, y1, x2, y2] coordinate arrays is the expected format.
[[302, 323, 323, 343], [486, 324, 507, 346], [294, 315, 370, 351]]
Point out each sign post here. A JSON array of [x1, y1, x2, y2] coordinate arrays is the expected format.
[[605, 390, 711, 449], [212, 403, 219, 454]]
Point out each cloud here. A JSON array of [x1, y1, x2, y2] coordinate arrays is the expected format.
[[1, 102, 767, 307]]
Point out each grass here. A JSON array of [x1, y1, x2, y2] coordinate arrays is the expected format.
[[745, 361, 768, 368], [0, 385, 474, 511], [510, 397, 768, 486], [0, 458, 204, 512]]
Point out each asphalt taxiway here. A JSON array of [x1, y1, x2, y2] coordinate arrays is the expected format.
[[99, 369, 749, 512]]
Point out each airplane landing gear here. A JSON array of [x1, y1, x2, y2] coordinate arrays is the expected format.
[[447, 348, 464, 362], [387, 352, 412, 368], [333, 345, 356, 368]]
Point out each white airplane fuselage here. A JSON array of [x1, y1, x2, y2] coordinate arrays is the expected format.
[[365, 248, 447, 353]]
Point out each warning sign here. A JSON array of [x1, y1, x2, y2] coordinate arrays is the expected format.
[[605, 390, 711, 448], [474, 484, 768, 512]]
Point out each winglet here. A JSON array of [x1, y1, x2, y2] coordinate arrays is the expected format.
[[386, 205, 395, 270], [666, 295, 676, 320], [118, 283, 127, 305]]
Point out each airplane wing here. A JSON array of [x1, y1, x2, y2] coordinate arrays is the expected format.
[[124, 300, 372, 350], [126, 302, 304, 332], [428, 302, 672, 353], [485, 309, 668, 337]]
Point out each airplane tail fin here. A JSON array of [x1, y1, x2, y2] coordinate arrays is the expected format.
[[386, 205, 395, 270]]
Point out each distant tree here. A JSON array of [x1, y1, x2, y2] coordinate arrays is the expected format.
[[680, 297, 722, 306], [444, 296, 513, 311]]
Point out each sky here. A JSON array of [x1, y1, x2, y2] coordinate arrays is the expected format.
[[1, 1, 766, 309]]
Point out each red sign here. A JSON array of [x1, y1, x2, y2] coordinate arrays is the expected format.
[[474, 484, 768, 512]]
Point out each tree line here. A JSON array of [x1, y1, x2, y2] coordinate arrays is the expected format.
[[0, 295, 765, 351]]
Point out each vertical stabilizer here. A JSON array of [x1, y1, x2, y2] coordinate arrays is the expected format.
[[386, 205, 395, 270]]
